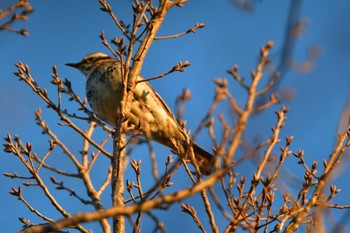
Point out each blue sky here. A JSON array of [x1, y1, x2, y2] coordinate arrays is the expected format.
[[1, 0, 350, 232]]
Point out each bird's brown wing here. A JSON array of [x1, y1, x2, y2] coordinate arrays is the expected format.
[[142, 78, 178, 122]]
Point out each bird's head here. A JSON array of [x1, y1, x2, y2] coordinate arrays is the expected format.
[[66, 52, 111, 77]]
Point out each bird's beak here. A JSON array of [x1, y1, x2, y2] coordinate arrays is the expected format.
[[65, 62, 80, 69]]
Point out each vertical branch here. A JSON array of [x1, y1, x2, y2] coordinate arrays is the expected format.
[[111, 129, 127, 233], [104, 1, 183, 233]]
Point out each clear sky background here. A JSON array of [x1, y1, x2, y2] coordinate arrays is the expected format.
[[1, 0, 350, 232]]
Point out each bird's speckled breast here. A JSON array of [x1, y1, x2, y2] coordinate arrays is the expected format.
[[86, 62, 122, 126]]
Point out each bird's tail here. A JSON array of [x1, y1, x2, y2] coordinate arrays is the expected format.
[[191, 142, 215, 175]]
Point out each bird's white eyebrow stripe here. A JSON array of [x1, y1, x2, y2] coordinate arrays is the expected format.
[[96, 56, 113, 61]]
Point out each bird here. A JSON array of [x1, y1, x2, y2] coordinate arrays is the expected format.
[[66, 52, 214, 175]]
